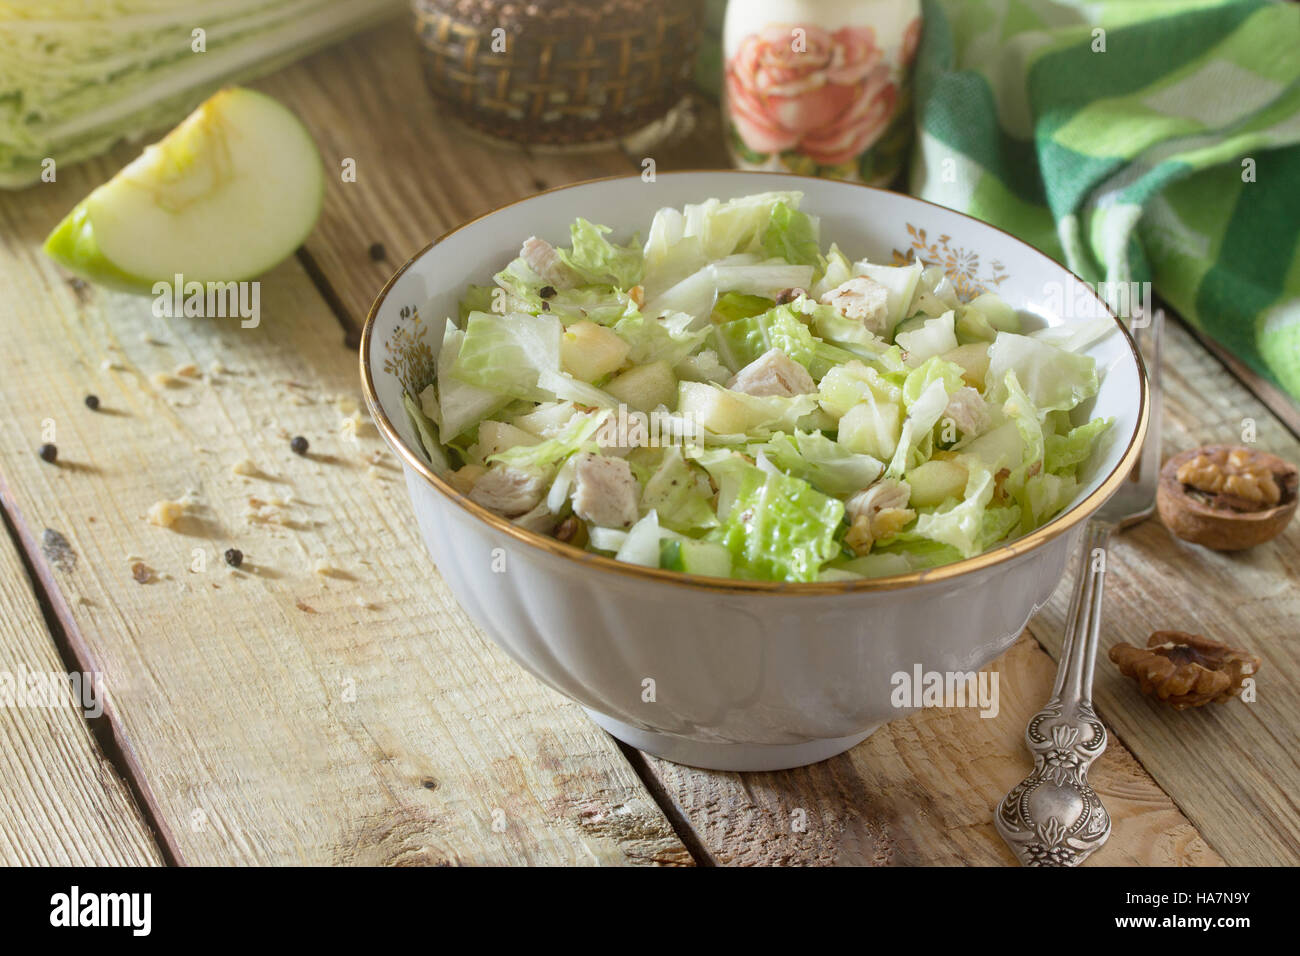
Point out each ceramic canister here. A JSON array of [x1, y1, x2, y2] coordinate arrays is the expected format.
[[723, 0, 922, 185]]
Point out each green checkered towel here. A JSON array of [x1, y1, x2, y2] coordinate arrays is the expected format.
[[910, 0, 1300, 400]]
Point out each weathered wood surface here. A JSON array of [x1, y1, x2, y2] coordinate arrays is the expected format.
[[0, 519, 163, 866], [1031, 321, 1300, 867], [637, 635, 1222, 867]]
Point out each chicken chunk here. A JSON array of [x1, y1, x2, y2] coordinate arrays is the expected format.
[[521, 237, 579, 291], [571, 453, 640, 529], [727, 348, 816, 398], [845, 478, 915, 556], [942, 386, 990, 438], [820, 276, 892, 336], [467, 464, 547, 517], [846, 478, 911, 523], [512, 503, 560, 534]]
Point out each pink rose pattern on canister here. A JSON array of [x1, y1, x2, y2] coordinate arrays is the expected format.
[[726, 18, 921, 182]]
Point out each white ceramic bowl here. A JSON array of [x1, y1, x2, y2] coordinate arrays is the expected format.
[[361, 172, 1148, 771]]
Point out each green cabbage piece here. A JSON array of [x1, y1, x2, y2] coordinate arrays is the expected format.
[[795, 298, 891, 359], [856, 538, 963, 573], [896, 310, 958, 364], [757, 431, 883, 497], [613, 310, 710, 367], [761, 201, 821, 270], [998, 369, 1046, 502], [641, 447, 718, 532], [547, 287, 638, 326], [557, 219, 643, 289], [1045, 418, 1113, 476], [646, 260, 815, 323], [402, 391, 452, 476], [715, 304, 854, 379], [986, 332, 1099, 414], [1020, 472, 1080, 529], [681, 191, 807, 261], [902, 355, 967, 408], [436, 324, 512, 440], [817, 361, 902, 419], [700, 453, 844, 582], [886, 377, 950, 477], [811, 243, 853, 299], [489, 257, 635, 326], [488, 410, 608, 470], [451, 310, 562, 401], [854, 260, 925, 331], [713, 292, 775, 323]]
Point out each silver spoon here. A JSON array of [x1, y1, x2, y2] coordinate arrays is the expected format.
[[995, 308, 1164, 866]]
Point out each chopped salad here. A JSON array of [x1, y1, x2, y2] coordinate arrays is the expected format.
[[403, 191, 1114, 583]]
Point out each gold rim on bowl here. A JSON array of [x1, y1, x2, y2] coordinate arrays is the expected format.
[[359, 171, 1150, 595]]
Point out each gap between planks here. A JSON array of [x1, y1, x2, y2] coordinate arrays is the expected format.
[[0, 487, 164, 866]]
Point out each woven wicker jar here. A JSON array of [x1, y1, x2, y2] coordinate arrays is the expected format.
[[413, 0, 702, 149]]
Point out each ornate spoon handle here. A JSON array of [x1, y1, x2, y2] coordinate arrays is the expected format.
[[995, 519, 1114, 866]]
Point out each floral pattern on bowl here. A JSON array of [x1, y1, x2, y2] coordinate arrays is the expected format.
[[892, 224, 1011, 301]]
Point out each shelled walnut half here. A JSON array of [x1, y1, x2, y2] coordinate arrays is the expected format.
[[1156, 445, 1297, 550], [1109, 631, 1260, 711]]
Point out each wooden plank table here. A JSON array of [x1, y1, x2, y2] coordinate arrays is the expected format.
[[0, 20, 1294, 867]]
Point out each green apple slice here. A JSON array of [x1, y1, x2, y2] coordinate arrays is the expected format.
[[44, 87, 324, 294]]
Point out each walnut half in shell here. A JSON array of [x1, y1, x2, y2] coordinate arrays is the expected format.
[[1109, 631, 1260, 711], [1156, 445, 1297, 550]]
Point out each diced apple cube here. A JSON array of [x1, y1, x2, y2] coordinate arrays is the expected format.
[[512, 401, 579, 437], [561, 320, 631, 383], [942, 343, 992, 391], [907, 459, 970, 508], [838, 401, 901, 460], [606, 361, 677, 413], [677, 382, 754, 435], [471, 420, 542, 460]]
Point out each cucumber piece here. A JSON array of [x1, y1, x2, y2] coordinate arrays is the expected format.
[[659, 538, 732, 577]]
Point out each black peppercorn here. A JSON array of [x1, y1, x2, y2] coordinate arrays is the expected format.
[[38, 443, 57, 463], [84, 394, 100, 410], [224, 548, 243, 568], [368, 242, 386, 262], [290, 436, 309, 456]]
